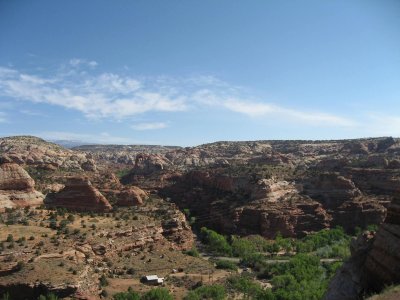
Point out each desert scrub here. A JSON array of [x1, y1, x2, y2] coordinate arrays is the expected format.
[[183, 247, 200, 257], [215, 259, 238, 271], [184, 284, 226, 300]]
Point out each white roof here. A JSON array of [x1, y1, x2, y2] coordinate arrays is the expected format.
[[157, 278, 164, 283], [145, 275, 159, 281]]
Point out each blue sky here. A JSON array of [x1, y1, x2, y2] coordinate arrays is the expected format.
[[0, 0, 399, 146]]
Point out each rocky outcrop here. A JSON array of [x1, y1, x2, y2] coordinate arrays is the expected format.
[[303, 172, 387, 232], [304, 173, 362, 209], [0, 136, 97, 171], [364, 196, 400, 291], [116, 186, 147, 206], [45, 177, 112, 212], [233, 198, 330, 238], [0, 163, 44, 211], [160, 207, 194, 250], [324, 197, 400, 299], [161, 171, 331, 238], [324, 231, 376, 300]]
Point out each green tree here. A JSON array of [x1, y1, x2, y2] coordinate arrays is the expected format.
[[200, 227, 232, 256]]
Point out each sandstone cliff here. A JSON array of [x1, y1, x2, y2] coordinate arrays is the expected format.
[[44, 177, 112, 212], [0, 163, 44, 211]]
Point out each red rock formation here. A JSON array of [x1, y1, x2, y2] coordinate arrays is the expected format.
[[116, 186, 147, 206], [0, 163, 44, 211], [304, 172, 362, 208], [234, 200, 330, 238], [45, 177, 112, 212], [324, 196, 400, 299]]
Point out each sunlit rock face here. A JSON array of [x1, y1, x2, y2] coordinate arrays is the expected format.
[[45, 176, 112, 212], [0, 163, 44, 211], [116, 186, 147, 206]]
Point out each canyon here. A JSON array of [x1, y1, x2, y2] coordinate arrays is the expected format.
[[0, 135, 399, 299]]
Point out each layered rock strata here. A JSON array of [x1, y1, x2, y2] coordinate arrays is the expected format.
[[0, 163, 44, 211], [45, 177, 112, 212]]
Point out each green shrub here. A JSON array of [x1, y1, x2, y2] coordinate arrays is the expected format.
[[267, 254, 327, 300], [141, 288, 173, 300], [184, 284, 226, 300], [183, 247, 200, 257], [113, 290, 140, 300], [100, 274, 109, 286], [215, 259, 238, 271], [6, 234, 13, 242], [37, 293, 58, 300], [227, 274, 262, 298], [200, 227, 232, 256], [231, 237, 257, 258]]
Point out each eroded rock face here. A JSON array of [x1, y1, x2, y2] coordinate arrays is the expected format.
[[0, 136, 97, 171], [45, 177, 112, 212], [323, 231, 376, 300], [364, 196, 400, 292], [0, 163, 44, 211], [233, 199, 330, 238], [160, 206, 194, 250], [116, 186, 147, 206], [304, 173, 362, 208], [324, 197, 400, 299], [161, 172, 331, 238], [0, 163, 35, 190], [303, 172, 387, 232]]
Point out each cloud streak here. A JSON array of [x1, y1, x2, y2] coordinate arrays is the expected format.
[[0, 66, 187, 119], [0, 61, 355, 127], [131, 122, 168, 130], [192, 89, 355, 126]]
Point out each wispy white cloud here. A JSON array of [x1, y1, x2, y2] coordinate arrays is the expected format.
[[0, 65, 187, 119], [131, 122, 168, 130], [69, 58, 98, 68], [0, 61, 355, 127], [192, 89, 355, 126]]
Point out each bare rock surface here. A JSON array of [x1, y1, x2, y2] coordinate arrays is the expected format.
[[45, 177, 112, 212], [0, 163, 44, 211], [0, 136, 97, 171], [324, 196, 400, 299]]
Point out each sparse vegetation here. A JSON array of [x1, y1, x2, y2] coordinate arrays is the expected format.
[[184, 284, 226, 300]]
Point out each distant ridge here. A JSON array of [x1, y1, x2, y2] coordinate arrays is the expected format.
[[50, 140, 96, 149]]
